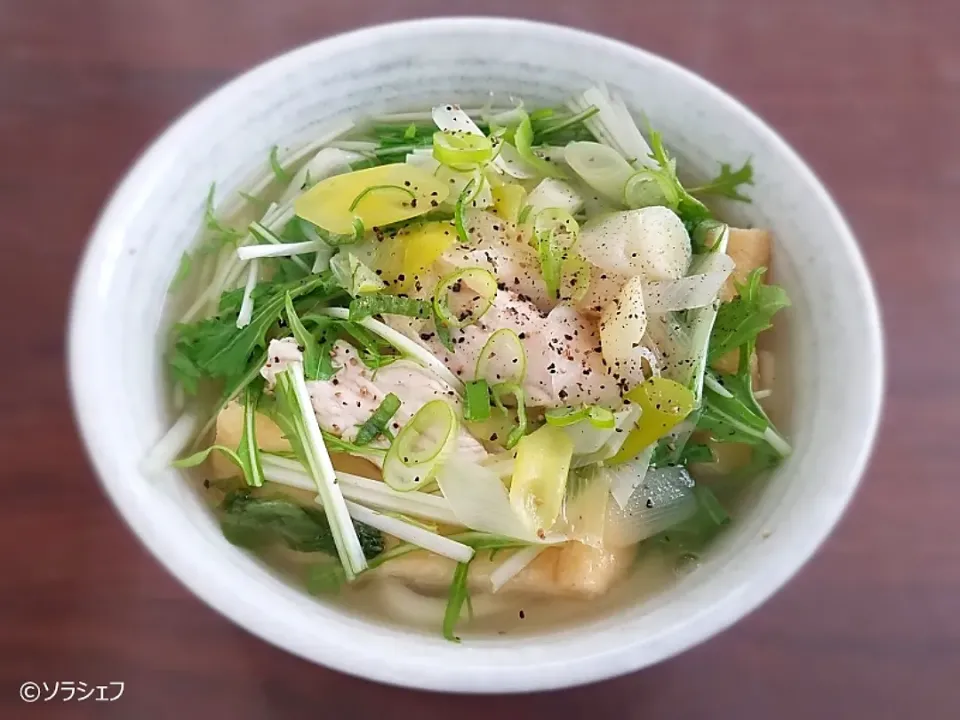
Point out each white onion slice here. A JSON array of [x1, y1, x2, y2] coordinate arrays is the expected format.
[[643, 253, 735, 313], [525, 178, 584, 217], [436, 462, 565, 543], [605, 466, 698, 544], [564, 141, 634, 204]]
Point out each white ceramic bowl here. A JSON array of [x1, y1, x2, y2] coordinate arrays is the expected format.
[[69, 17, 883, 692]]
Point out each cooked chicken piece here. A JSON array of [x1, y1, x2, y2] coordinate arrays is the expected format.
[[578, 269, 629, 316], [720, 227, 771, 301], [379, 541, 635, 597], [387, 289, 620, 408], [438, 209, 554, 312], [308, 341, 488, 463]]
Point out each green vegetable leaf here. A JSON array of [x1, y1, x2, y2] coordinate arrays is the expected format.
[[171, 273, 337, 392], [284, 292, 336, 381], [219, 489, 383, 558], [236, 383, 265, 487], [354, 393, 402, 446], [645, 128, 711, 228], [443, 561, 472, 643], [709, 268, 790, 362], [531, 105, 599, 144], [689, 159, 754, 202], [699, 372, 790, 457]]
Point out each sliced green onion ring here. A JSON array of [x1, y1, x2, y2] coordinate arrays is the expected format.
[[433, 267, 498, 329], [433, 131, 494, 170], [533, 208, 580, 251], [544, 405, 616, 429], [475, 328, 527, 386], [454, 176, 483, 245], [383, 400, 459, 492], [492, 382, 527, 449], [624, 169, 674, 209]]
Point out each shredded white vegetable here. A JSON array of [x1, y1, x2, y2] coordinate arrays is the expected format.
[[141, 412, 200, 477], [610, 444, 657, 509], [344, 501, 474, 563], [643, 253, 735, 313], [235, 258, 259, 329], [236, 240, 323, 260], [526, 178, 584, 216], [489, 546, 546, 593]]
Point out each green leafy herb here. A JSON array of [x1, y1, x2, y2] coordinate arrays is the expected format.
[[689, 159, 754, 202], [219, 489, 383, 557], [348, 294, 432, 322], [354, 393, 401, 446], [645, 128, 712, 228], [169, 276, 316, 395], [284, 292, 336, 381], [709, 268, 790, 362], [443, 561, 472, 642], [463, 380, 492, 422], [699, 372, 790, 457], [237, 384, 265, 487], [269, 145, 290, 183]]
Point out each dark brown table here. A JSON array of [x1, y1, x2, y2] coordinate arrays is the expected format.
[[2, 1, 957, 717]]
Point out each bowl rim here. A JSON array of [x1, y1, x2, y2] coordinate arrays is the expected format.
[[68, 16, 884, 692]]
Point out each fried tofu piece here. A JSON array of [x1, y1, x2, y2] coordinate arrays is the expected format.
[[379, 541, 635, 598], [720, 227, 771, 301]]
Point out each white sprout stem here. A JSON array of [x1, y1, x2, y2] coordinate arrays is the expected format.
[[261, 456, 462, 526], [236, 258, 259, 328], [703, 372, 734, 398], [249, 222, 311, 273], [237, 240, 323, 260], [287, 362, 367, 577], [763, 427, 792, 457], [318, 308, 464, 393], [344, 501, 474, 564], [140, 412, 200, 476], [489, 546, 545, 593], [753, 389, 772, 400], [327, 140, 379, 152]]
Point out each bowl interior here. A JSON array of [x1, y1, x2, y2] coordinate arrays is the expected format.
[[70, 18, 882, 691]]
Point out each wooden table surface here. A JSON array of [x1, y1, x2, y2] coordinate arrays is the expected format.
[[2, 0, 958, 717]]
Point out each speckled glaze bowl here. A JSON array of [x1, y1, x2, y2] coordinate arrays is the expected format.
[[69, 18, 883, 692]]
